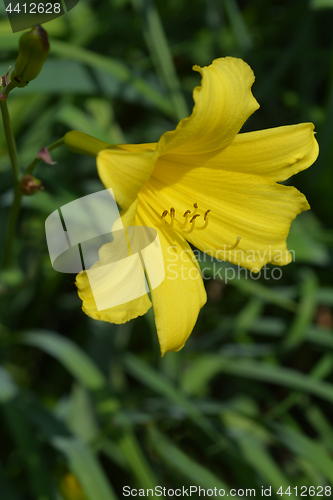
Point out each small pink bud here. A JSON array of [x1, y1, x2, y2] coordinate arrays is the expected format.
[[37, 147, 57, 165]]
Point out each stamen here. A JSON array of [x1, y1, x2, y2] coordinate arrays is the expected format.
[[204, 210, 211, 221], [224, 236, 241, 251], [159, 202, 212, 234], [197, 209, 211, 230], [182, 214, 200, 234], [180, 202, 198, 227], [168, 207, 175, 227], [189, 214, 200, 224], [178, 209, 191, 229], [160, 207, 175, 228]]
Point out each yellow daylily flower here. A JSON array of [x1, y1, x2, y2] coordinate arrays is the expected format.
[[65, 57, 319, 356]]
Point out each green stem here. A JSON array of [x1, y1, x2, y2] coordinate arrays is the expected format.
[[0, 81, 18, 97], [1, 98, 22, 268], [0, 118, 64, 268], [0, 99, 21, 184], [24, 137, 65, 176], [2, 188, 22, 268]]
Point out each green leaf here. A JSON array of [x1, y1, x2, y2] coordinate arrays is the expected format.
[[131, 0, 189, 121], [122, 354, 233, 452], [53, 436, 118, 500], [49, 40, 174, 116], [198, 259, 297, 311], [19, 330, 106, 391], [148, 426, 238, 495], [232, 434, 290, 490], [182, 356, 333, 404], [311, 0, 333, 8], [117, 428, 158, 489], [0, 365, 19, 402], [287, 212, 329, 265], [306, 405, 333, 452], [274, 423, 333, 484], [282, 269, 318, 350], [0, 373, 53, 500], [13, 393, 119, 500]]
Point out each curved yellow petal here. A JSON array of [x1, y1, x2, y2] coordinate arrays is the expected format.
[[76, 268, 152, 324], [97, 146, 158, 210], [147, 171, 309, 271], [157, 57, 259, 156], [210, 123, 319, 181], [76, 199, 152, 324], [137, 203, 207, 356]]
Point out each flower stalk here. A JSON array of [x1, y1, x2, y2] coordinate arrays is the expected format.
[[1, 137, 65, 269], [0, 26, 52, 270], [0, 99, 21, 185], [24, 138, 64, 176]]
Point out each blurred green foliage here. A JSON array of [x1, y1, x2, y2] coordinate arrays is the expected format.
[[1, 0, 333, 498]]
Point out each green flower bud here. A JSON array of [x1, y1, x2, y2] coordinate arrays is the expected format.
[[64, 131, 111, 157], [11, 26, 49, 88]]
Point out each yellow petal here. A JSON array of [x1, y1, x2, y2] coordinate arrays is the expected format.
[[210, 123, 319, 181], [148, 169, 310, 271], [76, 200, 152, 324], [137, 203, 207, 355], [157, 57, 259, 156], [76, 268, 152, 324], [97, 145, 158, 210]]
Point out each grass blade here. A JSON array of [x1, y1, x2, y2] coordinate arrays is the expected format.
[[19, 330, 106, 391], [53, 436, 118, 500]]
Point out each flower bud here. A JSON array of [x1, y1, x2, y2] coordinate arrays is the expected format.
[[64, 131, 111, 157], [19, 175, 43, 196], [37, 147, 57, 165], [11, 26, 49, 88]]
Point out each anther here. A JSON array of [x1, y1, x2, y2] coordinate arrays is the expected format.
[[204, 210, 211, 221], [189, 214, 200, 224], [178, 209, 191, 229], [224, 236, 241, 251], [193, 203, 198, 209], [197, 209, 211, 230], [160, 208, 175, 228], [182, 214, 200, 234]]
